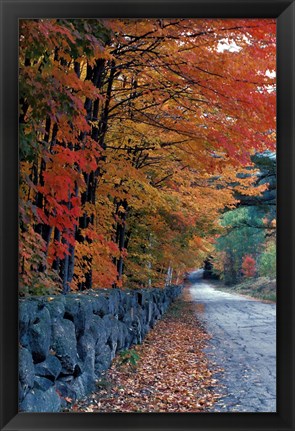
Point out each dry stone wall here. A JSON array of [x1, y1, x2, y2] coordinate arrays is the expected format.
[[19, 285, 182, 412]]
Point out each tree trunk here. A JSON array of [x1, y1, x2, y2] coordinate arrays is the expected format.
[[77, 59, 108, 290], [115, 199, 128, 282], [60, 237, 70, 294], [52, 227, 61, 271]]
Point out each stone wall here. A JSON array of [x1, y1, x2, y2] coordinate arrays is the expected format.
[[19, 285, 182, 412]]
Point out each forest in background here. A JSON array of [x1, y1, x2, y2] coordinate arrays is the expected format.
[[209, 150, 276, 286], [19, 18, 276, 295]]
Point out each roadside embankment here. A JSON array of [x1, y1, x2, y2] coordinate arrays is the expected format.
[[209, 277, 276, 302]]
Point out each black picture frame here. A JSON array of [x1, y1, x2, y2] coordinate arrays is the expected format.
[[0, 0, 294, 430]]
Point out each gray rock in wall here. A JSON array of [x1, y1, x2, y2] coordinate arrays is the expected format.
[[89, 315, 108, 346], [20, 387, 61, 412], [118, 302, 126, 321], [51, 318, 79, 373], [130, 315, 142, 345], [64, 296, 93, 338], [46, 296, 66, 320], [55, 380, 77, 403], [121, 311, 132, 326], [34, 376, 54, 391], [29, 306, 51, 363], [68, 372, 96, 399], [102, 314, 116, 348], [19, 382, 24, 403], [102, 314, 122, 358], [77, 333, 96, 378], [35, 354, 62, 381], [106, 289, 121, 315], [19, 300, 38, 348], [19, 347, 35, 398], [119, 321, 131, 350], [91, 294, 109, 317], [95, 344, 112, 373], [77, 333, 96, 362]]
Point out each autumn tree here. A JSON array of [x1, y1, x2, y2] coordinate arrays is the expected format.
[[242, 255, 256, 278]]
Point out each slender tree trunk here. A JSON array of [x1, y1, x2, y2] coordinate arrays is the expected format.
[[68, 240, 75, 286], [98, 60, 116, 150], [35, 118, 58, 243], [114, 199, 128, 282], [117, 220, 126, 280], [165, 265, 173, 286], [77, 59, 108, 290], [52, 227, 61, 271], [60, 236, 70, 294]]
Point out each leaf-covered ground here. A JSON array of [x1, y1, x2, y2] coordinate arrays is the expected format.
[[68, 289, 223, 413]]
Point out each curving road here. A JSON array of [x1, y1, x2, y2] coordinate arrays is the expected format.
[[188, 272, 276, 412]]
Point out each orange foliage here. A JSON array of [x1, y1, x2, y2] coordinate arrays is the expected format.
[[19, 18, 276, 293]]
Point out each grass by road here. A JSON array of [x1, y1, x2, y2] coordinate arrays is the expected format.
[[210, 277, 276, 303]]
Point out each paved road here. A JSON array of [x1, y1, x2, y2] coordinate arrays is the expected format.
[[188, 274, 276, 412]]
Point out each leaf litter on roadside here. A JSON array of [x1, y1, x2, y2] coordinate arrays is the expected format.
[[67, 294, 223, 413]]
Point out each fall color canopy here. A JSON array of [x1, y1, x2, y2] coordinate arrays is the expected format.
[[19, 18, 276, 294]]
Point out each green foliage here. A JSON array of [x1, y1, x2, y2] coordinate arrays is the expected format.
[[212, 151, 276, 285], [19, 124, 39, 162], [215, 207, 264, 284], [258, 242, 276, 278], [118, 349, 140, 369]]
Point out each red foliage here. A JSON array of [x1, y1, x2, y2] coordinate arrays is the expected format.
[[242, 255, 256, 278], [19, 18, 276, 292]]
